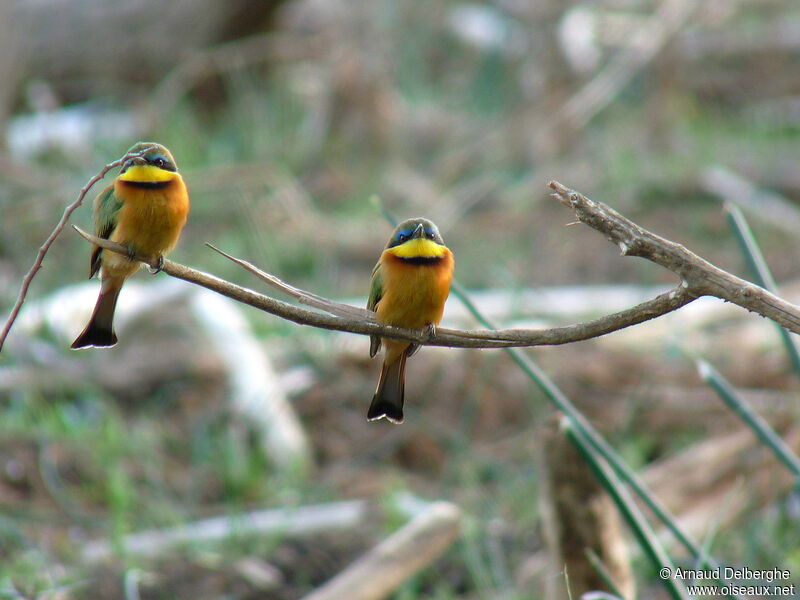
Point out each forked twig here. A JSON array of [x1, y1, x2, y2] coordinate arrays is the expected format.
[[206, 243, 372, 321], [549, 180, 800, 335]]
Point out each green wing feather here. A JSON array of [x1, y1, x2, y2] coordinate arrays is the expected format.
[[89, 184, 122, 278], [368, 261, 384, 357]]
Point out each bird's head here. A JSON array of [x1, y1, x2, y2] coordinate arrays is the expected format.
[[118, 142, 179, 184], [384, 217, 449, 259]]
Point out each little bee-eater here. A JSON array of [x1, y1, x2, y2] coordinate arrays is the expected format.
[[71, 142, 190, 349], [367, 218, 454, 423]]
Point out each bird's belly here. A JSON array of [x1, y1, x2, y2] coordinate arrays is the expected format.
[[111, 185, 189, 256], [377, 260, 451, 329]]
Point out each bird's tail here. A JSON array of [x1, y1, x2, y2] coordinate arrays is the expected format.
[[367, 350, 407, 424], [71, 282, 122, 349]]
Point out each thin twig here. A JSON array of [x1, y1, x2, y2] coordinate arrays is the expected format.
[[0, 146, 157, 353], [206, 243, 371, 321], [72, 227, 697, 349]]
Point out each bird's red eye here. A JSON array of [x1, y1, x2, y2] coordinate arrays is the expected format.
[[154, 158, 165, 168]]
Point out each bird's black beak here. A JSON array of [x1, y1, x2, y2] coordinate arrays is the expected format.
[[412, 223, 425, 239]]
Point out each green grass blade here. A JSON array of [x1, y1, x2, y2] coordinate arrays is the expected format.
[[725, 203, 800, 376], [564, 420, 686, 600], [697, 359, 800, 479], [725, 203, 778, 289]]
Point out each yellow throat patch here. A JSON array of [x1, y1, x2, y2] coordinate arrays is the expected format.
[[118, 164, 175, 183], [388, 237, 449, 258]]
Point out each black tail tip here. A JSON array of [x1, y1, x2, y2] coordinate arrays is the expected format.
[[70, 327, 118, 350], [366, 399, 404, 424]]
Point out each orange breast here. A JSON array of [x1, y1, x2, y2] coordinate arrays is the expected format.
[[111, 176, 190, 256], [376, 250, 454, 330]]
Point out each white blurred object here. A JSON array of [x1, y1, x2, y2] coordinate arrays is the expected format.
[[82, 500, 369, 564], [190, 289, 312, 474], [447, 3, 524, 55], [6, 100, 140, 159], [15, 278, 189, 348], [558, 6, 602, 73]]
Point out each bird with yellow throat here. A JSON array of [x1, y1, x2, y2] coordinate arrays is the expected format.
[[71, 142, 190, 349], [367, 218, 454, 423]]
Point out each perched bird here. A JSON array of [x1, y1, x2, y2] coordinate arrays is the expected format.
[[71, 142, 190, 349], [367, 218, 454, 423]]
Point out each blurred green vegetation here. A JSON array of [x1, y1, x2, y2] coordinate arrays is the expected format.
[[2, 0, 800, 598]]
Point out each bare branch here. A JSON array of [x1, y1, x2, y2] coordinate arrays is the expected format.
[[549, 180, 800, 335], [18, 174, 795, 352], [0, 145, 158, 353], [72, 226, 697, 349]]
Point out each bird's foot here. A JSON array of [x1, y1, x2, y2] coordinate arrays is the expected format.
[[424, 322, 437, 341], [125, 245, 136, 261], [148, 255, 165, 274]]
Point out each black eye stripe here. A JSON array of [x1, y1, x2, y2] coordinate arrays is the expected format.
[[148, 155, 176, 172]]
